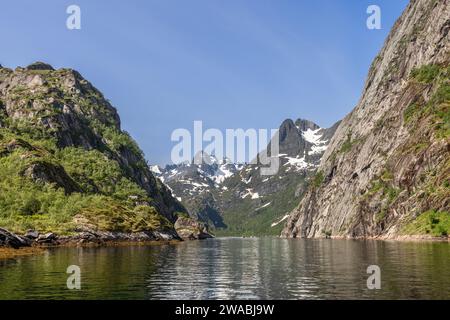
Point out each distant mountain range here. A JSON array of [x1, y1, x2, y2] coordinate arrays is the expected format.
[[151, 119, 340, 236]]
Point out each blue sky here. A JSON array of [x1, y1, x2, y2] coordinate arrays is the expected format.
[[0, 0, 408, 165]]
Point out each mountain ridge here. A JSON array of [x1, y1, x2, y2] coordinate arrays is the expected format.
[[154, 118, 340, 235]]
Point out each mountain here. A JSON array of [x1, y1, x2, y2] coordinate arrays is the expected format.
[[216, 119, 339, 236], [153, 152, 243, 197], [282, 0, 450, 239], [0, 62, 190, 240], [154, 118, 339, 236], [151, 153, 243, 229]]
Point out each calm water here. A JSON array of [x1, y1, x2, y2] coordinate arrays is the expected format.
[[0, 238, 449, 299]]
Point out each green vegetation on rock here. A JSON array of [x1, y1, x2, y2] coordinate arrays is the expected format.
[[406, 64, 450, 138], [335, 131, 364, 156], [411, 64, 441, 84], [402, 210, 450, 237], [312, 171, 324, 188], [362, 168, 402, 224], [215, 170, 310, 237], [0, 64, 183, 235]]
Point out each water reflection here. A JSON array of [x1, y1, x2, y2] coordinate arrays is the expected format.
[[0, 238, 449, 299]]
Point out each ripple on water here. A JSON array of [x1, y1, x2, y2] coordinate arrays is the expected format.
[[0, 238, 449, 299]]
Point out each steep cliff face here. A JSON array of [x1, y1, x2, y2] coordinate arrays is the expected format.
[[282, 0, 449, 238], [0, 62, 186, 236]]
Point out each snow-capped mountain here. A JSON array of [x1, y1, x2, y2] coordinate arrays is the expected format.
[[263, 118, 339, 171], [150, 152, 242, 201], [151, 118, 339, 235]]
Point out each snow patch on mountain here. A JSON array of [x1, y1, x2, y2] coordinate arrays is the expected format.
[[271, 214, 290, 227], [256, 202, 271, 211], [211, 161, 243, 184], [309, 144, 328, 155], [284, 156, 309, 169], [302, 128, 323, 144], [150, 165, 162, 175], [241, 189, 260, 199]]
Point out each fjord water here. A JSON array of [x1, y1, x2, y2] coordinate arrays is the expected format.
[[0, 238, 449, 299]]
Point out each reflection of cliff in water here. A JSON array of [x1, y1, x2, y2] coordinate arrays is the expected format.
[[0, 238, 449, 299]]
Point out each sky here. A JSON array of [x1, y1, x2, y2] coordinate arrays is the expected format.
[[0, 0, 409, 165]]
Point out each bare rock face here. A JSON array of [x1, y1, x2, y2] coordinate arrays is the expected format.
[[282, 0, 450, 239], [22, 161, 82, 194]]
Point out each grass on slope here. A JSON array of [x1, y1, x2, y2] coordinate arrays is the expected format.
[[0, 129, 169, 235], [402, 210, 450, 237]]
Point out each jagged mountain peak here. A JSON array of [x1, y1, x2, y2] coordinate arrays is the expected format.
[[153, 151, 243, 202], [278, 119, 302, 150], [192, 150, 222, 166], [266, 118, 338, 162], [295, 118, 320, 131]]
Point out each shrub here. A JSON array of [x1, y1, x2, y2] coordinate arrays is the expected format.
[[402, 210, 450, 237], [404, 102, 421, 123], [411, 64, 441, 84], [339, 134, 353, 154], [312, 171, 324, 188]]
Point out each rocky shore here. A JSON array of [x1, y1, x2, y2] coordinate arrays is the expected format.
[[0, 216, 215, 251], [0, 227, 184, 249], [174, 217, 215, 240]]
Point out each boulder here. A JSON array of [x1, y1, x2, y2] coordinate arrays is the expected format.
[[25, 62, 54, 71], [36, 232, 57, 244], [22, 161, 82, 194], [0, 228, 31, 248], [24, 230, 39, 240], [174, 217, 214, 240]]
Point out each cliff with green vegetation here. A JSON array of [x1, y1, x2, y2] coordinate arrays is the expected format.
[[0, 62, 188, 241], [282, 0, 449, 239]]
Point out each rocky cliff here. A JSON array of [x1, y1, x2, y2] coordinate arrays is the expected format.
[[282, 0, 449, 239], [0, 62, 187, 239]]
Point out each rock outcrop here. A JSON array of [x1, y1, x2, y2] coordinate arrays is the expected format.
[[174, 217, 214, 240], [0, 62, 189, 237], [282, 0, 449, 238], [0, 227, 180, 248], [0, 228, 30, 248]]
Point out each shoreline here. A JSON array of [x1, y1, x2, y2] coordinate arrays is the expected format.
[[0, 238, 183, 260], [296, 235, 450, 242], [0, 247, 46, 260], [0, 227, 186, 260], [2, 233, 449, 260]]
